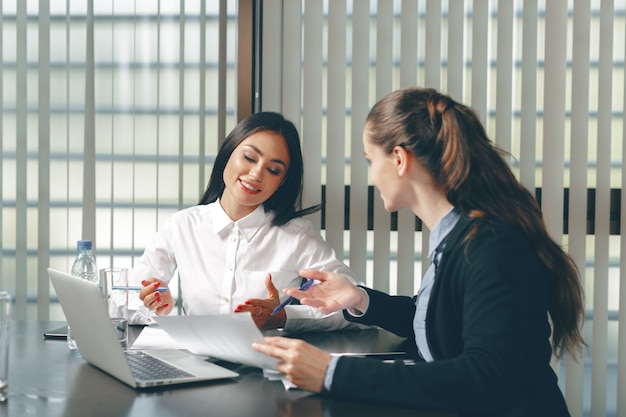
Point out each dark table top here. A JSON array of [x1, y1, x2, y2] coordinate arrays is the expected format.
[[1, 320, 456, 417]]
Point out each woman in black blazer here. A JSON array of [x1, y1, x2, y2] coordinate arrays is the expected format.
[[253, 87, 585, 417]]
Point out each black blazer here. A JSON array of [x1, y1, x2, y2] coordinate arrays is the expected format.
[[333, 216, 571, 417]]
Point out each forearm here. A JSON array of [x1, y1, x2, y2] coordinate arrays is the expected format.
[[346, 287, 370, 315], [282, 305, 369, 333], [342, 287, 416, 338]]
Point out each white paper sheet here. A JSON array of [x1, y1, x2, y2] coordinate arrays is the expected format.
[[130, 326, 184, 350], [132, 322, 299, 389], [152, 313, 278, 371]]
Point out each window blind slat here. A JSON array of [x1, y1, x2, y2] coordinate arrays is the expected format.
[[302, 0, 323, 228], [15, 0, 28, 319], [157, 2, 163, 236], [0, 0, 3, 299], [131, 3, 138, 262], [37, 0, 51, 320], [495, 0, 514, 154], [325, 0, 347, 258], [541, 0, 567, 240], [399, 0, 418, 88], [106, 1, 114, 267], [420, 0, 443, 273], [397, 0, 419, 296], [260, 0, 282, 112], [590, 2, 614, 415], [619, 75, 626, 414], [565, 0, 591, 413], [178, 0, 186, 208], [281, 1, 302, 127], [83, 0, 97, 248], [470, 0, 489, 123], [446, 0, 464, 100], [348, 1, 370, 284], [542, 0, 568, 381], [176, 0, 187, 313], [424, 0, 441, 89], [372, 0, 394, 293], [64, 0, 71, 274], [375, 0, 393, 100], [519, 1, 538, 191], [198, 0, 207, 194], [619, 20, 626, 413], [218, 0, 227, 141]]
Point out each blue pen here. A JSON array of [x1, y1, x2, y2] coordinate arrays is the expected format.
[[112, 285, 169, 292], [270, 278, 314, 315]]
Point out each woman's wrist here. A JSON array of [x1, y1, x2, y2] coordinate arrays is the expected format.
[[347, 287, 370, 316]]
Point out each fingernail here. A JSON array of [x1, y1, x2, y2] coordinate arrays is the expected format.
[[141, 280, 147, 286], [153, 282, 160, 288], [244, 301, 251, 305], [162, 304, 168, 309]]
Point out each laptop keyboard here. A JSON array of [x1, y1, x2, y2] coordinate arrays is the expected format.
[[125, 351, 194, 381]]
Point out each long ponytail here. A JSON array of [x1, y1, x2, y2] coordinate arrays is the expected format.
[[366, 87, 585, 358]]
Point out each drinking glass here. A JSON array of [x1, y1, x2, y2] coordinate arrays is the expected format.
[[101, 268, 129, 348]]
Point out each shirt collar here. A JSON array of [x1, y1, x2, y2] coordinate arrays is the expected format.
[[428, 207, 462, 259], [210, 200, 271, 242]]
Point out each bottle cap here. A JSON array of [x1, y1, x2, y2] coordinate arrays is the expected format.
[[77, 240, 92, 250]]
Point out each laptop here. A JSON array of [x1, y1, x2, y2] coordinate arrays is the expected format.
[[48, 267, 239, 388]]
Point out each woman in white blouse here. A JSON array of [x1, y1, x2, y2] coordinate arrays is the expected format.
[[132, 112, 360, 333]]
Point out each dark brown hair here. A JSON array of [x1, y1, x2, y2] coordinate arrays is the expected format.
[[365, 86, 584, 358], [199, 112, 319, 226]]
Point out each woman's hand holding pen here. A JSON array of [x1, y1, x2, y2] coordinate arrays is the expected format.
[[288, 269, 369, 315], [235, 273, 286, 330], [139, 278, 173, 316]]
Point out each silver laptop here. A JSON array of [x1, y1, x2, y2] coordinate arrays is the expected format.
[[48, 267, 238, 388]]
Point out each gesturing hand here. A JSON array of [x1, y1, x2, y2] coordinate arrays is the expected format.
[[285, 269, 369, 315], [235, 273, 287, 330]]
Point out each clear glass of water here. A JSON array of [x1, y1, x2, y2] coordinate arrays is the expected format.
[[0, 291, 11, 402], [101, 268, 129, 348]]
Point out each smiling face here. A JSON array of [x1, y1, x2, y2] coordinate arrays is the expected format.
[[219, 130, 290, 221]]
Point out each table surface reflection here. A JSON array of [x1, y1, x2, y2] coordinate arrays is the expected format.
[[1, 320, 457, 417]]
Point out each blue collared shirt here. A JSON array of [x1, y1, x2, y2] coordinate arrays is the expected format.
[[413, 207, 461, 361], [323, 207, 461, 391]]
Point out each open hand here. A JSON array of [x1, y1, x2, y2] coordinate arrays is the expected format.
[[283, 269, 368, 315], [235, 273, 286, 330]]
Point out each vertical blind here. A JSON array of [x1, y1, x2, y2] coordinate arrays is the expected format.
[[1, 0, 626, 416], [0, 0, 238, 318], [260, 1, 624, 416]]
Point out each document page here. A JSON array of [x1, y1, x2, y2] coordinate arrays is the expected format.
[[130, 326, 183, 350], [153, 313, 278, 371]]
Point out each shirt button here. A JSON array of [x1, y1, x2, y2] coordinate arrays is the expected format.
[[224, 297, 229, 303]]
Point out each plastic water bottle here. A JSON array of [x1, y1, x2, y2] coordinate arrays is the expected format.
[[67, 239, 99, 350]]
